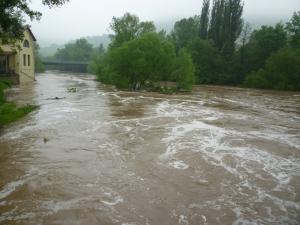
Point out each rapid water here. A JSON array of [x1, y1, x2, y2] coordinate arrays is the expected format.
[[0, 72, 299, 225]]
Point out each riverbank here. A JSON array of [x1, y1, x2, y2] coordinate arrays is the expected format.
[[0, 79, 37, 127]]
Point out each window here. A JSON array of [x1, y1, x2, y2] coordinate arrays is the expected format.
[[28, 55, 30, 66], [23, 54, 26, 66], [23, 40, 30, 48]]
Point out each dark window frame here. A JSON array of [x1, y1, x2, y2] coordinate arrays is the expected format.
[[23, 54, 26, 66], [28, 54, 30, 66]]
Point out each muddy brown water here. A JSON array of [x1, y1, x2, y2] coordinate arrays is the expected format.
[[0, 72, 299, 225]]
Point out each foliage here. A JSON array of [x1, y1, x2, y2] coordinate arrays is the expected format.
[[34, 43, 45, 73], [88, 44, 105, 74], [54, 38, 94, 61], [208, 0, 244, 57], [170, 16, 200, 51], [92, 13, 197, 92], [199, 0, 210, 39], [286, 11, 300, 48], [187, 38, 224, 84], [109, 13, 156, 48], [244, 47, 300, 91], [89, 7, 299, 92], [0, 80, 37, 127], [0, 79, 12, 104], [0, 103, 37, 126], [0, 0, 68, 43], [100, 32, 177, 90], [245, 24, 287, 71], [173, 49, 195, 91], [168, 0, 244, 86]]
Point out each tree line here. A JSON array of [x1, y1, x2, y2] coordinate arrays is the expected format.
[[86, 0, 299, 91], [170, 0, 299, 91], [28, 0, 300, 92]]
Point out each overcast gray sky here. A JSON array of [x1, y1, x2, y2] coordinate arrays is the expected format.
[[29, 0, 300, 46]]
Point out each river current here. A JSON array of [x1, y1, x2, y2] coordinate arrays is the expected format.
[[0, 72, 299, 225]]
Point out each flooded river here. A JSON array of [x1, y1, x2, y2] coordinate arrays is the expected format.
[[0, 72, 299, 225]]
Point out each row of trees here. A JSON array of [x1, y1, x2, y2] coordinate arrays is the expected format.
[[88, 1, 299, 92], [89, 13, 195, 91], [52, 39, 94, 61], [169, 0, 299, 91]]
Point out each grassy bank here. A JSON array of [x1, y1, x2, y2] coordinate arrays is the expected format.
[[0, 79, 38, 127]]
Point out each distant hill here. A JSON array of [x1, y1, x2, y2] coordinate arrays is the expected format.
[[39, 15, 286, 58], [39, 34, 110, 58], [81, 35, 110, 47], [39, 43, 64, 58]]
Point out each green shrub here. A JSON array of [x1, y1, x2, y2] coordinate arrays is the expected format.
[[0, 103, 38, 126], [244, 47, 300, 91], [0, 80, 38, 127], [173, 48, 195, 91]]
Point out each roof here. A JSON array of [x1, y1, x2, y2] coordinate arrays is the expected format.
[[25, 26, 37, 42]]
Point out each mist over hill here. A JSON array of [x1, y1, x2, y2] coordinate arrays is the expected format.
[[38, 13, 293, 58], [39, 34, 110, 57]]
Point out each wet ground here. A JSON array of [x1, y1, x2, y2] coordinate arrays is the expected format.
[[0, 72, 299, 225]]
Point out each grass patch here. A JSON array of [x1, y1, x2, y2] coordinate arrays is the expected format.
[[0, 103, 38, 126], [0, 80, 38, 127]]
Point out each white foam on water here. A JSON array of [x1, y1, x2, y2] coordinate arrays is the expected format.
[[1, 103, 84, 140], [178, 215, 189, 225], [248, 130, 300, 150], [43, 190, 122, 214], [0, 179, 28, 200], [120, 97, 136, 104], [43, 197, 89, 214], [169, 161, 189, 170], [101, 188, 124, 206], [0, 168, 45, 200], [101, 195, 123, 206], [159, 105, 300, 224]]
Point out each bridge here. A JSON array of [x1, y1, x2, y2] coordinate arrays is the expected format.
[[42, 60, 89, 72]]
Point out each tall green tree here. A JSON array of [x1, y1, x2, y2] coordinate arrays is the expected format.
[[173, 48, 195, 91], [88, 44, 106, 74], [208, 0, 226, 50], [286, 11, 300, 48], [222, 0, 244, 57], [170, 16, 200, 51], [109, 13, 155, 48], [0, 0, 68, 43], [34, 43, 45, 73], [199, 0, 210, 39], [188, 38, 225, 84], [208, 0, 243, 57], [101, 33, 176, 89]]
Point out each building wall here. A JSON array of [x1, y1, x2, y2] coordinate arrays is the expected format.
[[8, 54, 16, 73], [0, 29, 36, 83], [18, 30, 35, 83]]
